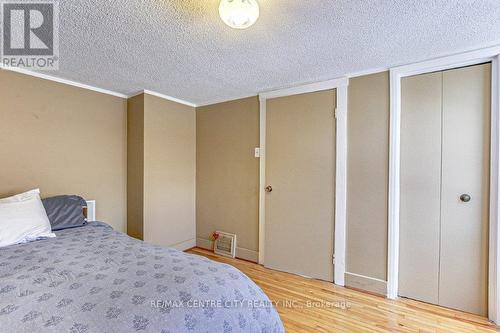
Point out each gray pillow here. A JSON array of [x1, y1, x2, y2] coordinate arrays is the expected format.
[[42, 195, 87, 231]]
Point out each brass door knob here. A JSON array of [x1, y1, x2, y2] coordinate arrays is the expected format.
[[265, 185, 273, 193]]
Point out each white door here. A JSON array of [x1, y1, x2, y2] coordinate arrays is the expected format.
[[400, 63, 491, 316], [264, 89, 336, 281]]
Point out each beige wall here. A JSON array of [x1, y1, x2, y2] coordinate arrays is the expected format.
[[143, 94, 196, 249], [346, 72, 390, 291], [195, 82, 391, 276], [0, 71, 196, 246], [127, 94, 144, 239], [0, 70, 127, 232], [1, 67, 393, 290], [127, 93, 196, 250], [196, 97, 260, 261]]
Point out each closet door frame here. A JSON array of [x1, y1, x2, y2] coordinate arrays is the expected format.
[[388, 45, 500, 323], [258, 77, 349, 286]]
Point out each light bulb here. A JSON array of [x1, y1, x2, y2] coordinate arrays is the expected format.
[[219, 0, 260, 30]]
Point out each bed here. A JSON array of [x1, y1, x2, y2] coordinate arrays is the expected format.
[[0, 220, 284, 332]]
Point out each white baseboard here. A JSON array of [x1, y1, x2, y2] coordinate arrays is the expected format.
[[196, 237, 212, 250], [345, 272, 387, 295], [170, 238, 196, 251], [235, 247, 259, 263], [196, 237, 259, 263]]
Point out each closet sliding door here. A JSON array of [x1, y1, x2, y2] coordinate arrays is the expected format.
[[438, 65, 490, 315], [399, 63, 491, 316], [399, 71, 443, 305]]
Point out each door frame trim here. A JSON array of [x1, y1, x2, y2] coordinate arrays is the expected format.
[[388, 45, 500, 323], [258, 77, 349, 286]]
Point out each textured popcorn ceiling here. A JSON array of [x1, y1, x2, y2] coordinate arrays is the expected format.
[[49, 0, 500, 105]]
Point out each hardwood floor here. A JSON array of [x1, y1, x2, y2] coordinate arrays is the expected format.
[[187, 248, 500, 333]]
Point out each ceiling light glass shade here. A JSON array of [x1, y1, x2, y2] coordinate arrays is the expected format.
[[219, 0, 260, 29]]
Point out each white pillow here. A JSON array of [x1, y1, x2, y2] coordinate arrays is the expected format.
[[0, 189, 55, 248]]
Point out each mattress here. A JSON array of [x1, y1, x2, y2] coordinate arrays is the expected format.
[[0, 222, 284, 332]]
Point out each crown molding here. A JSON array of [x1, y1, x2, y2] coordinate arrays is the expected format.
[[0, 65, 128, 98], [346, 67, 389, 78], [127, 90, 145, 99], [259, 77, 349, 101], [140, 90, 197, 108], [196, 93, 258, 108], [4, 44, 498, 108]]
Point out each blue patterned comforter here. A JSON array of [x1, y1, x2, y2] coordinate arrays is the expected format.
[[0, 222, 284, 332]]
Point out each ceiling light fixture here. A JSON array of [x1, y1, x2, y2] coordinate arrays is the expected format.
[[219, 0, 260, 30]]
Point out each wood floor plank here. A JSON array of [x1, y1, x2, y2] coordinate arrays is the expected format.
[[187, 248, 500, 333]]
